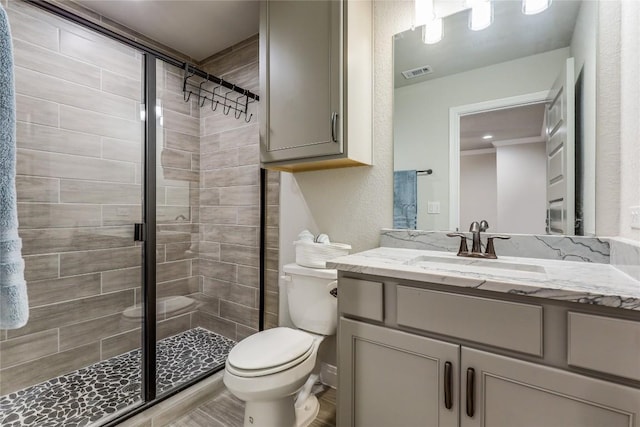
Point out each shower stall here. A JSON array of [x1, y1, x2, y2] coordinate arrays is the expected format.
[[0, 1, 279, 425]]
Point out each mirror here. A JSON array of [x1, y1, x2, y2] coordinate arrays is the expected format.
[[393, 0, 596, 236]]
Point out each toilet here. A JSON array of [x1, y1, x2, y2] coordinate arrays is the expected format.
[[224, 263, 338, 427]]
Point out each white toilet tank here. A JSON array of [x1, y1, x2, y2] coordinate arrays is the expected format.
[[282, 263, 337, 336]]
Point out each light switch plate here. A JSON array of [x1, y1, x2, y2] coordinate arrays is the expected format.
[[427, 201, 440, 214], [631, 206, 640, 230]]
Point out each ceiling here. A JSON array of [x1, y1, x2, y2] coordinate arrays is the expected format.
[[75, 0, 260, 61], [460, 103, 546, 151], [394, 0, 582, 88]]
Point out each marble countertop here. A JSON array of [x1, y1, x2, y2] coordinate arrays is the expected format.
[[327, 247, 640, 311]]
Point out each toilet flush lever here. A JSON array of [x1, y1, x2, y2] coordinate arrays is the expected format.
[[328, 280, 338, 298]]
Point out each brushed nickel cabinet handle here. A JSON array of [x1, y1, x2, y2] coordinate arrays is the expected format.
[[331, 112, 338, 142], [466, 367, 475, 417], [444, 361, 453, 410]]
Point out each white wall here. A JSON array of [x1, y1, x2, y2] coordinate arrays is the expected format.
[[460, 153, 498, 230], [570, 0, 598, 236], [394, 47, 570, 231], [496, 142, 547, 234]]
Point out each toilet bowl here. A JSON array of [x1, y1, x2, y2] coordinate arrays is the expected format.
[[224, 264, 337, 427]]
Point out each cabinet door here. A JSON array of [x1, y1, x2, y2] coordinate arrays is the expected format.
[[461, 347, 640, 427], [338, 318, 459, 427], [260, 0, 342, 163]]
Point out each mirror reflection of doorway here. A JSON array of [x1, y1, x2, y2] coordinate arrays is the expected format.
[[459, 103, 548, 234]]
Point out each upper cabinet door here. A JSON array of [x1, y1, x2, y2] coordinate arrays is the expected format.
[[260, 0, 342, 163], [461, 347, 640, 427]]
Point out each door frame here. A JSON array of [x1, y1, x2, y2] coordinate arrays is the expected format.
[[448, 91, 549, 231]]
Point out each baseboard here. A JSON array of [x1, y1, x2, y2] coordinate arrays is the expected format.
[[320, 362, 337, 389]]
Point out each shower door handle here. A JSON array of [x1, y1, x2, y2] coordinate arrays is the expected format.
[[134, 223, 146, 242]]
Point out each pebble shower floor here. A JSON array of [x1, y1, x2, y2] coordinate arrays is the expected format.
[[0, 328, 236, 427]]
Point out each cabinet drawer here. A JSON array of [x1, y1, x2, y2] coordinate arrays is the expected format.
[[568, 312, 640, 381], [396, 286, 543, 356], [339, 278, 383, 321]]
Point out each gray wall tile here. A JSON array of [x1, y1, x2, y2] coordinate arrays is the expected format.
[[220, 244, 258, 267], [219, 300, 258, 329], [23, 254, 59, 282], [16, 94, 58, 127], [60, 245, 141, 275], [59, 313, 138, 352], [16, 176, 59, 203], [0, 343, 100, 395], [28, 273, 101, 307], [102, 70, 142, 101], [0, 329, 58, 369], [194, 312, 236, 341], [17, 122, 102, 158], [22, 227, 135, 255], [219, 185, 259, 206], [60, 180, 141, 204], [59, 105, 141, 141], [13, 38, 101, 89], [5, 5, 59, 50], [200, 260, 237, 282], [8, 290, 135, 339], [17, 149, 136, 183], [59, 29, 141, 79], [18, 203, 101, 229]]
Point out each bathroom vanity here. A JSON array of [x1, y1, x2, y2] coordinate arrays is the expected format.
[[331, 247, 640, 427]]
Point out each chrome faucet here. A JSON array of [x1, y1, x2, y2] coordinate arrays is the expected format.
[[447, 220, 510, 259]]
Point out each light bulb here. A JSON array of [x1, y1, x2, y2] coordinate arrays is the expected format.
[[469, 0, 493, 31], [415, 0, 435, 27], [522, 0, 551, 15], [422, 18, 443, 44]]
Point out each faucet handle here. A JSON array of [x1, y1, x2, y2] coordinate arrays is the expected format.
[[447, 232, 468, 256], [485, 235, 510, 259]]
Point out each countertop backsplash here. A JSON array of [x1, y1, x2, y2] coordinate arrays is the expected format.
[[380, 229, 611, 264]]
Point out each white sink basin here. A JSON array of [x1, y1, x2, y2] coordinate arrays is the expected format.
[[405, 254, 546, 275]]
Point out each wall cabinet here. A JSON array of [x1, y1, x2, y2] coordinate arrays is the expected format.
[[259, 0, 373, 172], [338, 277, 640, 427]]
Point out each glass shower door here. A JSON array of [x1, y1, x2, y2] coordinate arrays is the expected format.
[[0, 2, 145, 425]]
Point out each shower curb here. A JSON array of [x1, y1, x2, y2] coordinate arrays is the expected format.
[[115, 371, 225, 427]]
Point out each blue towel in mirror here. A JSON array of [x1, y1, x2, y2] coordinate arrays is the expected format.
[[393, 170, 417, 229]]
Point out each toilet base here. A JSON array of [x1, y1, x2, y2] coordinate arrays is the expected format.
[[242, 394, 319, 427], [295, 394, 319, 427]]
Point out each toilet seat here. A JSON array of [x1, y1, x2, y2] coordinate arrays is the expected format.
[[227, 328, 315, 378]]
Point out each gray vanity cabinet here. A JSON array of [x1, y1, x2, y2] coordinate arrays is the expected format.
[[337, 277, 640, 427], [461, 348, 640, 427], [339, 318, 459, 427], [259, 0, 373, 172]]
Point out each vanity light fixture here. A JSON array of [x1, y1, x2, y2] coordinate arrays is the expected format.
[[482, 134, 493, 140], [415, 0, 443, 44], [414, 0, 435, 27], [469, 0, 493, 31], [522, 0, 552, 15]]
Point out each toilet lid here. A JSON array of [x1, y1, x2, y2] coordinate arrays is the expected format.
[[227, 327, 314, 372]]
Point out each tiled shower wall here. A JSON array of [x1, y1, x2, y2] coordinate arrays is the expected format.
[[0, 1, 200, 395], [197, 35, 281, 340]]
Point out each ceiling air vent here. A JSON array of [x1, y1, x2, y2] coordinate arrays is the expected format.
[[401, 65, 433, 79]]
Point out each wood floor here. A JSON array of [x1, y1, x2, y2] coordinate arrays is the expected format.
[[168, 387, 336, 427]]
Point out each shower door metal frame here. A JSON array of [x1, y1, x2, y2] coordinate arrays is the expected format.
[[20, 1, 267, 425]]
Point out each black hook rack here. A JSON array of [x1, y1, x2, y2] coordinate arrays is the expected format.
[[182, 64, 257, 123]]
